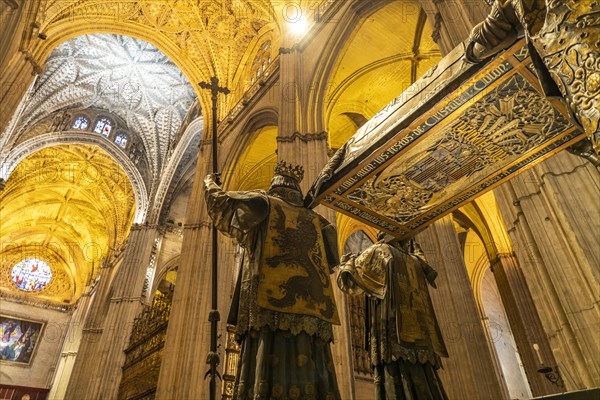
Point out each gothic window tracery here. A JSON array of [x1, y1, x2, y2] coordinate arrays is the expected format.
[[250, 40, 272, 85], [72, 116, 89, 130], [115, 133, 128, 148], [94, 117, 112, 137]]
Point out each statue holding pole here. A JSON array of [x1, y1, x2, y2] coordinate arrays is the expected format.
[[204, 161, 342, 400], [199, 76, 230, 400]]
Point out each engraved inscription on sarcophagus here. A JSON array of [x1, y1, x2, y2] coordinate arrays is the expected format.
[[307, 39, 585, 238]]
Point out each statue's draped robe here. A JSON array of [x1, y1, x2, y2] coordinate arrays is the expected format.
[[205, 184, 341, 400], [339, 243, 448, 400]]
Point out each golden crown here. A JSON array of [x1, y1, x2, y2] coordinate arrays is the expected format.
[[274, 161, 304, 183]]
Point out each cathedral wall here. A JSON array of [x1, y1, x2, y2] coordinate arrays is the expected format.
[[0, 301, 70, 389], [494, 151, 600, 389], [480, 269, 532, 399]]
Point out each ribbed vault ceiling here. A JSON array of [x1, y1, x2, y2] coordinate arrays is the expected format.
[[326, 1, 442, 148], [5, 34, 197, 177], [0, 145, 135, 305]]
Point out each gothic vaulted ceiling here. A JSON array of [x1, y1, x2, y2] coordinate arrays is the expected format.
[[2, 34, 197, 182], [0, 145, 135, 306], [326, 1, 441, 148], [25, 1, 343, 118], [28, 0, 276, 117]]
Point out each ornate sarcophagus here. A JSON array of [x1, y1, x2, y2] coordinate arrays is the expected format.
[[308, 39, 585, 238]]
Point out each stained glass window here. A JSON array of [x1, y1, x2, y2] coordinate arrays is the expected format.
[[115, 133, 128, 148], [72, 116, 89, 130], [94, 118, 112, 137], [11, 258, 52, 291]]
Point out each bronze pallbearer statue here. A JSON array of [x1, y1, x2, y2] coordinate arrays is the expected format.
[[338, 234, 449, 400], [204, 161, 341, 400]]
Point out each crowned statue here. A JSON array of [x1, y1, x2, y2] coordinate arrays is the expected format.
[[204, 161, 342, 400]]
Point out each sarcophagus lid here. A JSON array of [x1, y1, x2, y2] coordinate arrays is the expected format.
[[307, 39, 584, 238]]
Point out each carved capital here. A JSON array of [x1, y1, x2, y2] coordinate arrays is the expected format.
[[184, 221, 212, 230], [497, 251, 516, 259], [276, 131, 328, 143], [431, 12, 443, 43], [130, 223, 157, 231], [279, 45, 298, 55], [489, 252, 517, 271]]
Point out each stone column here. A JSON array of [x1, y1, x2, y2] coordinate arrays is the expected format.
[[47, 287, 93, 400], [491, 253, 560, 396], [494, 150, 600, 390], [417, 215, 509, 400], [419, 0, 490, 55], [0, 0, 42, 132], [60, 264, 112, 397], [156, 142, 239, 400], [278, 45, 301, 141], [64, 225, 158, 399], [277, 40, 355, 397]]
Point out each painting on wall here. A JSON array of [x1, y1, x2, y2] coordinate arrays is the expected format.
[[0, 315, 45, 366]]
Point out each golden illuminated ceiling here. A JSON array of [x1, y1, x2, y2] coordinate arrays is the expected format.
[[30, 0, 276, 116], [229, 125, 278, 190], [26, 1, 341, 119], [0, 145, 135, 305], [326, 1, 441, 148]]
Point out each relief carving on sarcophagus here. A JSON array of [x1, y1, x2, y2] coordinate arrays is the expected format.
[[307, 39, 586, 238]]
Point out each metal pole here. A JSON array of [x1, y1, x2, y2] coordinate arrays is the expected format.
[[199, 76, 229, 400]]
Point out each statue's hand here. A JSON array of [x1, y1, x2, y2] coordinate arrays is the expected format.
[[204, 173, 221, 189], [338, 270, 356, 292], [471, 42, 488, 61], [337, 253, 361, 293]]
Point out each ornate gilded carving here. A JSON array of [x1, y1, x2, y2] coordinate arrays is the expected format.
[[348, 175, 432, 224], [347, 73, 570, 227], [531, 1, 599, 151], [309, 40, 584, 238], [118, 289, 173, 400], [467, 0, 600, 153], [221, 325, 241, 400]]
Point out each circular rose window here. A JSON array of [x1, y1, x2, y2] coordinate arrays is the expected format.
[[11, 258, 52, 291]]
